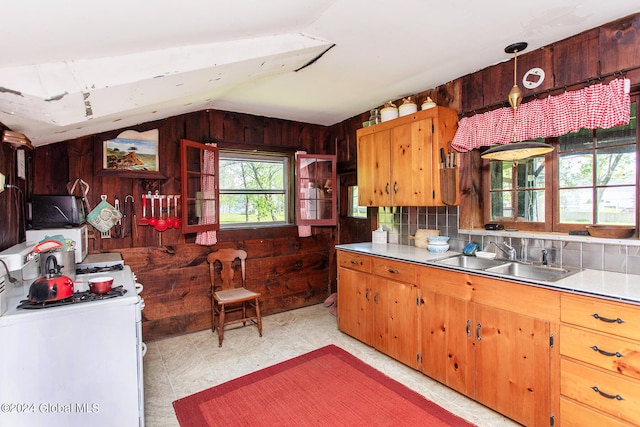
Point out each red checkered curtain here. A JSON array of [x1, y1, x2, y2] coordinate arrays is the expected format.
[[452, 78, 631, 152]]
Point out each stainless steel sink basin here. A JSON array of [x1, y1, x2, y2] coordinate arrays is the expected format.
[[484, 262, 579, 282], [436, 255, 506, 270], [434, 255, 580, 282]]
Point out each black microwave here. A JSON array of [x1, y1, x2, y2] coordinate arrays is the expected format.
[[30, 195, 86, 229]]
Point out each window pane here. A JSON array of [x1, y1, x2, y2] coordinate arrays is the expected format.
[[220, 194, 286, 224], [596, 187, 636, 225], [517, 157, 545, 189], [559, 153, 593, 187], [596, 102, 636, 147], [219, 153, 289, 227], [559, 128, 593, 152], [490, 161, 512, 190], [596, 145, 636, 186], [517, 190, 545, 221], [219, 158, 284, 190], [559, 188, 593, 223], [490, 191, 512, 220], [349, 186, 367, 218]]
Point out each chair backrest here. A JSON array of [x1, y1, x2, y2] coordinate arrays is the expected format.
[[207, 249, 247, 290]]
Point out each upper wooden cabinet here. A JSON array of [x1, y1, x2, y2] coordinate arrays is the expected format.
[[356, 106, 459, 207]]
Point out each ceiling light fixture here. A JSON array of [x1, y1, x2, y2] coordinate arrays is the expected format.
[[2, 130, 34, 150], [481, 42, 553, 165]]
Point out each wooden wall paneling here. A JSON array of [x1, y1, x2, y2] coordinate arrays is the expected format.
[[458, 150, 484, 230], [461, 71, 484, 113], [552, 29, 599, 87], [32, 143, 70, 194], [482, 59, 512, 107], [599, 13, 640, 75], [207, 109, 225, 141]]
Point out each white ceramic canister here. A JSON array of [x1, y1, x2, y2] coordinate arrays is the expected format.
[[380, 105, 399, 122], [421, 96, 436, 110], [399, 98, 418, 117]]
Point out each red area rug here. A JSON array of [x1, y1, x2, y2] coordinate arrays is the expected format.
[[173, 344, 475, 426]]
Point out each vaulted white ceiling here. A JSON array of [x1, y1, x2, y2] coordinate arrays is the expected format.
[[1, 0, 638, 146]]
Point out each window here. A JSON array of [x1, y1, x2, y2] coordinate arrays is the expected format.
[[295, 153, 337, 226], [485, 98, 638, 232], [348, 186, 367, 218], [218, 152, 290, 228]]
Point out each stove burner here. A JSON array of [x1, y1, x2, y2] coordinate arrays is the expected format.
[[17, 286, 128, 309], [76, 263, 124, 275]]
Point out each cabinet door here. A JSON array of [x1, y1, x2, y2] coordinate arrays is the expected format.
[[356, 129, 390, 206], [337, 267, 372, 345], [390, 118, 435, 206], [372, 278, 418, 368], [474, 303, 551, 427], [420, 290, 475, 397]]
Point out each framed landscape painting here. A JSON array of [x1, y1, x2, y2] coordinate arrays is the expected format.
[[99, 129, 164, 178]]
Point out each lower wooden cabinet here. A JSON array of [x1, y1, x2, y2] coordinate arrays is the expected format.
[[417, 265, 557, 427], [337, 252, 418, 367], [560, 294, 640, 425], [337, 250, 561, 426]]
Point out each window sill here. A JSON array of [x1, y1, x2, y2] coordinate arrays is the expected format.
[[459, 228, 640, 247]]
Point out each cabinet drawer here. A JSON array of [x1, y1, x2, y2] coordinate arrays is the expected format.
[[560, 325, 640, 381], [373, 258, 415, 283], [560, 397, 632, 427], [561, 294, 640, 341], [337, 251, 372, 273], [561, 359, 640, 424]]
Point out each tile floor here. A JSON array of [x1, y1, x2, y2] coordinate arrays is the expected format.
[[143, 304, 520, 427]]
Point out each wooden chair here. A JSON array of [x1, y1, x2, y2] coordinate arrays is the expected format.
[[207, 249, 262, 347]]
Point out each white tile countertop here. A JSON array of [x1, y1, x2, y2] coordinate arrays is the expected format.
[[336, 243, 640, 305]]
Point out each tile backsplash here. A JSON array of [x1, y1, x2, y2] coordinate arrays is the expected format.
[[377, 206, 640, 275]]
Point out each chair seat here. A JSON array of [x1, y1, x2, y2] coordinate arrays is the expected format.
[[214, 288, 261, 303]]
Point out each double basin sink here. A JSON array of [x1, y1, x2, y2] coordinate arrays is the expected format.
[[434, 255, 580, 282]]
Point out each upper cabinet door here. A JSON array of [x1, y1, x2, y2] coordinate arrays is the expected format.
[[296, 153, 337, 226], [180, 139, 220, 234]]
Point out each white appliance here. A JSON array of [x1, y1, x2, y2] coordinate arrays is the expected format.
[[26, 225, 89, 263], [0, 265, 145, 427]]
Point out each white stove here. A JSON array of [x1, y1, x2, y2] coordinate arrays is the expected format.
[[0, 264, 145, 427]]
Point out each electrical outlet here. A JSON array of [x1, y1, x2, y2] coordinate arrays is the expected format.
[[0, 172, 5, 193]]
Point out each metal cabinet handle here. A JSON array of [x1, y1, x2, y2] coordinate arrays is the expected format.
[[592, 313, 625, 324], [393, 181, 398, 193], [365, 288, 370, 301], [373, 291, 379, 305], [466, 320, 471, 338], [387, 268, 399, 274], [385, 183, 390, 194], [350, 260, 360, 265], [591, 345, 624, 358], [591, 386, 624, 401], [476, 323, 482, 341]]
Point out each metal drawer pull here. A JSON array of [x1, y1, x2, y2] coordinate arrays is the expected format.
[[385, 183, 390, 194], [591, 345, 624, 358], [350, 260, 360, 265], [373, 291, 379, 304], [393, 181, 398, 193], [365, 288, 370, 301], [387, 268, 399, 274], [476, 323, 482, 341], [592, 313, 625, 324], [591, 386, 624, 401], [466, 320, 471, 338]]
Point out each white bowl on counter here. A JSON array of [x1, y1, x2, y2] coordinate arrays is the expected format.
[[427, 242, 450, 253]]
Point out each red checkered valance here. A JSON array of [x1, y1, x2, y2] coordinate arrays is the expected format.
[[451, 78, 631, 152]]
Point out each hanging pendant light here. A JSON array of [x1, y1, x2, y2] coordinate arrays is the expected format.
[[481, 42, 553, 165]]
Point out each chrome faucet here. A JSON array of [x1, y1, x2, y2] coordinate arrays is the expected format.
[[490, 241, 517, 261], [541, 249, 549, 266]]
